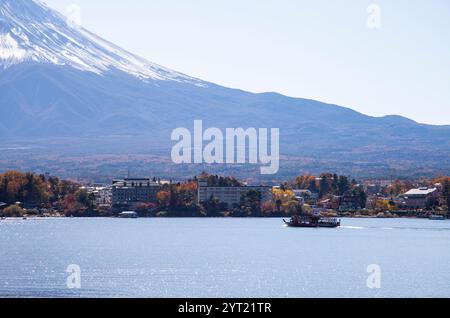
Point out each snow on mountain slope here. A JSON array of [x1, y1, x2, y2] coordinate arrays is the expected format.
[[0, 0, 207, 86]]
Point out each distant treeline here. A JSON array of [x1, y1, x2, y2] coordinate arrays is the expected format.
[[294, 173, 450, 198], [1, 171, 449, 217]]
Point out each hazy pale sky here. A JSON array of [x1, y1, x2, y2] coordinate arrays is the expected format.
[[44, 0, 450, 125]]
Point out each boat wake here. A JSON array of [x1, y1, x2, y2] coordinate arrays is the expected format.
[[341, 225, 450, 232], [341, 226, 365, 230]]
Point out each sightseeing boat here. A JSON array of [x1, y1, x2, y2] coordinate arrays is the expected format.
[[283, 214, 341, 228]]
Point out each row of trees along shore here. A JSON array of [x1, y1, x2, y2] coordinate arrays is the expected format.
[[1, 171, 449, 217]]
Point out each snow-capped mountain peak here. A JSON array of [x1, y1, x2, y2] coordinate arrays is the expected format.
[[0, 0, 206, 86]]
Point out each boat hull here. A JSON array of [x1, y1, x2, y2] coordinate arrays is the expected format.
[[318, 222, 341, 228], [429, 215, 446, 220], [284, 220, 318, 228], [283, 219, 341, 228]]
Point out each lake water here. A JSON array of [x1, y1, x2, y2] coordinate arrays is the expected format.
[[0, 218, 449, 298]]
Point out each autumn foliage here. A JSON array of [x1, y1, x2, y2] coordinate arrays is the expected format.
[[0, 171, 88, 216]]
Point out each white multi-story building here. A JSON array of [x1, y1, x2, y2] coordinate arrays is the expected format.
[[197, 180, 272, 208], [94, 187, 112, 206], [81, 186, 112, 207]]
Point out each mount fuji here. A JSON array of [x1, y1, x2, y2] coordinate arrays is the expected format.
[[1, 0, 449, 179]]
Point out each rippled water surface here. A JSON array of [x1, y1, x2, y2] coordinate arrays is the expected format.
[[1, 218, 449, 297]]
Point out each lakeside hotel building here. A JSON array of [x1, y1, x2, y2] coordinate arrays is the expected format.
[[112, 178, 162, 205], [197, 180, 272, 208]]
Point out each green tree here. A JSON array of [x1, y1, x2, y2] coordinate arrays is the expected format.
[[75, 189, 90, 207], [359, 188, 367, 209], [240, 190, 262, 216], [203, 196, 224, 217], [443, 180, 450, 210], [319, 174, 331, 198], [338, 176, 350, 195]]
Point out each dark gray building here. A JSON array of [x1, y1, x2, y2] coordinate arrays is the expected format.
[[112, 178, 162, 205]]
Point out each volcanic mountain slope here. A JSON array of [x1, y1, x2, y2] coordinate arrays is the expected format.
[[0, 0, 449, 178]]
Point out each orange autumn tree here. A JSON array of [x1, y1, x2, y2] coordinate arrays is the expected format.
[[261, 200, 275, 215], [157, 190, 171, 207], [2, 205, 26, 217], [432, 176, 450, 185], [0, 171, 51, 204], [0, 171, 27, 202], [171, 181, 198, 208], [294, 174, 317, 191]]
